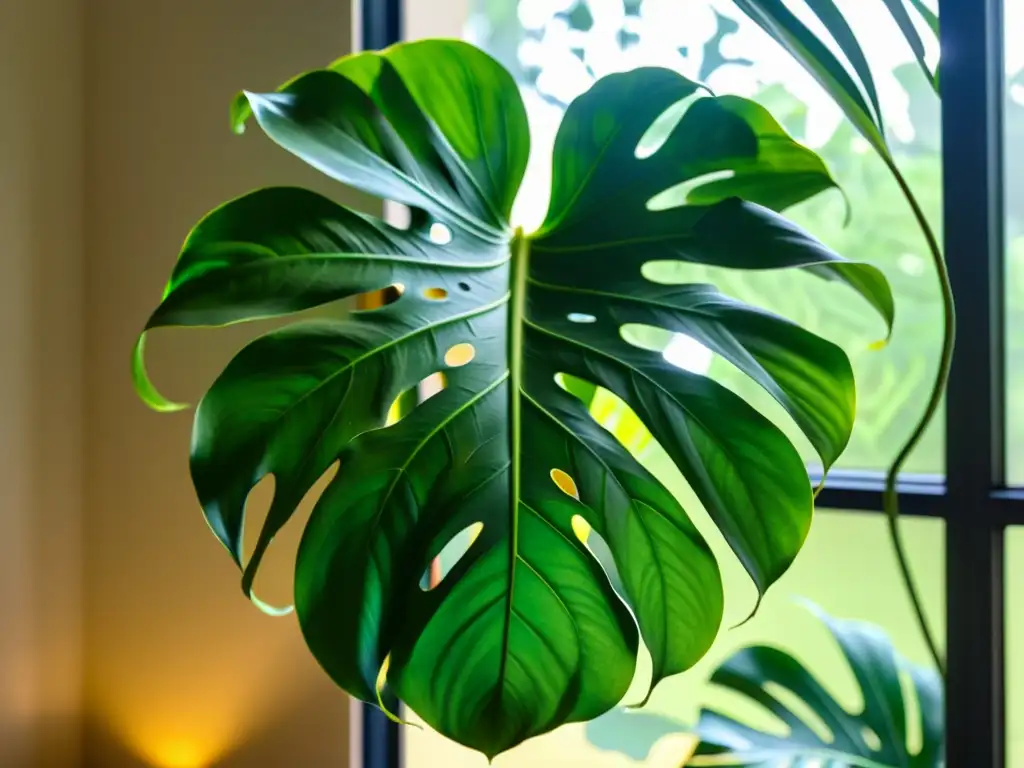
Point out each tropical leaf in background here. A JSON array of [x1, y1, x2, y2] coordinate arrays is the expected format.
[[583, 604, 944, 766], [730, 0, 939, 158], [133, 40, 892, 757], [689, 603, 944, 766]]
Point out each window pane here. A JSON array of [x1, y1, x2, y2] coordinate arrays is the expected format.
[[1006, 0, 1024, 483], [404, 0, 944, 475], [401, 509, 945, 766], [1007, 527, 1024, 765]]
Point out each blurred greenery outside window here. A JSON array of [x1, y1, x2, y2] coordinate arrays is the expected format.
[[398, 0, 1024, 764]]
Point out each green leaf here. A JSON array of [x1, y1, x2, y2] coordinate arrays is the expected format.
[[688, 603, 944, 767], [907, 0, 939, 37], [879, 0, 938, 93], [133, 42, 891, 757], [730, 0, 888, 155]]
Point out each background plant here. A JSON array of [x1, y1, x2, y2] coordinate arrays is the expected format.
[[585, 604, 945, 766]]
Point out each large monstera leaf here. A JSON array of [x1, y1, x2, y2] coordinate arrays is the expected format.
[[689, 605, 944, 766], [133, 40, 893, 757]]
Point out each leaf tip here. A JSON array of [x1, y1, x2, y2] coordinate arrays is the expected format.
[[625, 687, 657, 711], [229, 90, 253, 135], [248, 590, 295, 617], [729, 592, 764, 630]]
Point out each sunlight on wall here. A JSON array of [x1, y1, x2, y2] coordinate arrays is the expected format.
[[138, 739, 223, 768], [90, 461, 344, 767]]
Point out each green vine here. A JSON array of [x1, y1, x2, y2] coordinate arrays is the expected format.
[[881, 155, 950, 677]]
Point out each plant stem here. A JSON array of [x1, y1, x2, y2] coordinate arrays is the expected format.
[[882, 154, 950, 677]]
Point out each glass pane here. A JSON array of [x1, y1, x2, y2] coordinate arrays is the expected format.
[[1006, 0, 1024, 483], [1007, 528, 1024, 764], [401, 509, 945, 766], [404, 0, 944, 475]]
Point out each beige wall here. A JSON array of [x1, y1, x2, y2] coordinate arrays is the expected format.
[[3, 0, 367, 765], [83, 1, 366, 766], [0, 0, 84, 765]]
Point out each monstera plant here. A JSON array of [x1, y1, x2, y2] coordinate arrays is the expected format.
[[132, 40, 892, 756], [585, 605, 944, 766]]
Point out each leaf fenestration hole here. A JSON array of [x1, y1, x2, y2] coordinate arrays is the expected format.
[[428, 222, 453, 245], [646, 170, 736, 211], [423, 287, 448, 300], [384, 372, 448, 426], [620, 323, 712, 375], [571, 514, 591, 544], [355, 283, 405, 311], [571, 516, 628, 599], [663, 334, 713, 374], [763, 682, 835, 745], [635, 94, 700, 159], [861, 726, 882, 752], [419, 371, 447, 401], [244, 460, 340, 614], [444, 343, 476, 368], [568, 313, 597, 323], [550, 468, 579, 501], [387, 202, 412, 230], [420, 522, 484, 591]]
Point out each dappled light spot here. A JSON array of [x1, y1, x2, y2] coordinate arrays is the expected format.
[[420, 523, 484, 591], [568, 312, 597, 323], [428, 222, 453, 244], [423, 287, 448, 300], [635, 94, 700, 159], [444, 343, 476, 368], [763, 682, 835, 744], [550, 468, 579, 500], [646, 169, 736, 211]]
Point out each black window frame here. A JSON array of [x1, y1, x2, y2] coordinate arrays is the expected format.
[[359, 0, 1013, 764]]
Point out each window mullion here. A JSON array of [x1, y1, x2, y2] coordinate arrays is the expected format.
[[940, 0, 1007, 764]]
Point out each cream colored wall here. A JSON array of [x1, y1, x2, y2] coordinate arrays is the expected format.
[[0, 0, 84, 766], [81, 1, 362, 766]]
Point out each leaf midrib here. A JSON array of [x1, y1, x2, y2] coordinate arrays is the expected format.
[[494, 231, 530, 706]]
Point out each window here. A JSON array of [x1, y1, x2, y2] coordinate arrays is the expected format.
[[359, 1, 1014, 765]]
